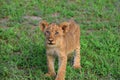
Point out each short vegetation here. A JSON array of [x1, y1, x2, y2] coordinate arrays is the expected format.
[[0, 0, 120, 80]]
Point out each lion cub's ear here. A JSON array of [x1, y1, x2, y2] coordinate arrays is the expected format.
[[40, 21, 48, 32], [60, 22, 69, 33]]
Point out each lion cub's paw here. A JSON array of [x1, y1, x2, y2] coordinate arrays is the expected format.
[[73, 65, 82, 69], [45, 73, 56, 77]]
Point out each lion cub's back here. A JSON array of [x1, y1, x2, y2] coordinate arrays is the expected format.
[[64, 21, 80, 53]]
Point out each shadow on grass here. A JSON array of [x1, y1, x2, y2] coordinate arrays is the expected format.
[[16, 43, 48, 75]]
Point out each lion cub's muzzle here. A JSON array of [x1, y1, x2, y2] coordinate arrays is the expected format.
[[47, 38, 55, 45]]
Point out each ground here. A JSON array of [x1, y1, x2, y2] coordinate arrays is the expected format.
[[0, 0, 120, 80]]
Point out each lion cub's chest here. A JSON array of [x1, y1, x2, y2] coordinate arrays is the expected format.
[[46, 47, 60, 56]]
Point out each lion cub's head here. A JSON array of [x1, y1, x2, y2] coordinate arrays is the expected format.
[[40, 21, 69, 47]]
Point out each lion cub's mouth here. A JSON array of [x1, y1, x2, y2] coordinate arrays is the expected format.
[[48, 42, 55, 45]]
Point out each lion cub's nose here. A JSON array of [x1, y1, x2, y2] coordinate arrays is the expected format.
[[48, 39, 53, 42]]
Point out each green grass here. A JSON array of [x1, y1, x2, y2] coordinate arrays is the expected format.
[[0, 0, 120, 80]]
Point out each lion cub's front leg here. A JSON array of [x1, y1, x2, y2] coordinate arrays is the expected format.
[[45, 54, 56, 77], [55, 54, 67, 80]]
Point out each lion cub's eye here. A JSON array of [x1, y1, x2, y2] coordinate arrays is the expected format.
[[55, 31, 59, 35], [46, 31, 50, 35]]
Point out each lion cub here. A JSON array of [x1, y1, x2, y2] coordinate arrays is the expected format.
[[40, 20, 81, 80]]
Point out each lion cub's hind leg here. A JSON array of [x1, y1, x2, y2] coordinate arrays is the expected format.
[[73, 46, 81, 69]]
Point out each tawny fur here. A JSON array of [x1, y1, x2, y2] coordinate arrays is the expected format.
[[40, 20, 81, 80]]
